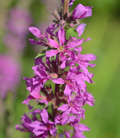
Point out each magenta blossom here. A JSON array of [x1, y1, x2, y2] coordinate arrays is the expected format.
[[29, 26, 83, 61], [23, 57, 64, 105], [46, 27, 83, 60], [55, 111, 76, 126], [16, 109, 56, 137], [30, 109, 56, 137], [58, 95, 85, 117], [68, 49, 97, 76], [72, 124, 90, 138], [80, 91, 96, 106], [71, 4, 92, 20], [61, 69, 94, 96]]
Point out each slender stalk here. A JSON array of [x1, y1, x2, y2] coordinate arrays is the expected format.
[[49, 134, 59, 138], [2, 98, 10, 138], [64, 0, 70, 16]]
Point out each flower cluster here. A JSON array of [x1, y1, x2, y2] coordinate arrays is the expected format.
[[16, 0, 96, 138]]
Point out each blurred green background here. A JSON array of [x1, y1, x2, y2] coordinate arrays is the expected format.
[[0, 0, 120, 138]]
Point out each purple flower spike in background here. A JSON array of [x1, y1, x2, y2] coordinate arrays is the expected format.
[[16, 0, 96, 137], [4, 7, 32, 55], [0, 55, 21, 98], [8, 7, 32, 37]]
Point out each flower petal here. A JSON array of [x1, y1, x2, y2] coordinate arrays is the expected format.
[[33, 130, 45, 136], [64, 84, 71, 96], [58, 27, 66, 45], [30, 91, 41, 99], [60, 60, 66, 69], [50, 127, 57, 136], [46, 50, 58, 57], [29, 39, 41, 45], [76, 24, 86, 37], [52, 78, 65, 84], [77, 124, 90, 132], [46, 24, 59, 36], [29, 27, 41, 38], [89, 63, 96, 67], [84, 38, 91, 42], [58, 104, 69, 112], [67, 39, 83, 48], [48, 38, 59, 48], [41, 109, 48, 124], [83, 54, 97, 61], [72, 4, 92, 20]]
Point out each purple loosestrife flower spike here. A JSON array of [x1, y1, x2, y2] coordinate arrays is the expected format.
[[16, 1, 96, 138]]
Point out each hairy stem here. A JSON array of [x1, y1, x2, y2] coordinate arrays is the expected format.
[[64, 0, 70, 16]]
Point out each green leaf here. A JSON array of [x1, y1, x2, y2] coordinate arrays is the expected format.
[[35, 49, 48, 58], [45, 80, 55, 95], [66, 28, 79, 39], [33, 104, 44, 110], [35, 53, 45, 58], [51, 81, 55, 94], [64, 66, 70, 71], [57, 125, 64, 134], [45, 102, 52, 108]]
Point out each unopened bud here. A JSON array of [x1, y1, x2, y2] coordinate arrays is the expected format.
[[52, 10, 60, 20], [50, 73, 58, 79]]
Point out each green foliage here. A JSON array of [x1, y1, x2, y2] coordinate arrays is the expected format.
[[33, 104, 44, 110], [57, 125, 73, 136], [45, 80, 55, 94], [64, 66, 70, 71], [51, 81, 55, 94], [30, 0, 46, 23], [57, 125, 64, 134], [35, 53, 46, 58], [66, 28, 79, 39]]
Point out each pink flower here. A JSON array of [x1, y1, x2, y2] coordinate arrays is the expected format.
[[72, 124, 90, 138], [58, 95, 85, 117], [72, 4, 92, 20], [46, 27, 83, 61], [69, 50, 97, 76], [30, 109, 57, 137], [23, 57, 64, 105]]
